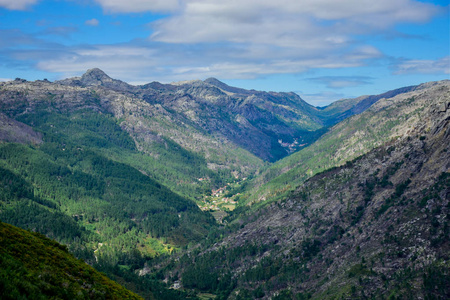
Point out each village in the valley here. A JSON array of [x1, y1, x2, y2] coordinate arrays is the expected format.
[[197, 179, 243, 223], [196, 138, 308, 223]]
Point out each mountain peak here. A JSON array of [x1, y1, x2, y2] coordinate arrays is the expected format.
[[204, 77, 223, 85], [56, 68, 133, 91], [81, 68, 113, 86], [204, 77, 252, 95], [84, 68, 109, 76]]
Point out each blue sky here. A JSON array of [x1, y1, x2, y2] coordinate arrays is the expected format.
[[0, 0, 448, 106]]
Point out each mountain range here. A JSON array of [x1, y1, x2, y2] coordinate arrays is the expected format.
[[0, 70, 448, 299]]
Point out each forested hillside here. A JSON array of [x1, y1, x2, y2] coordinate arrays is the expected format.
[[0, 106, 215, 298]]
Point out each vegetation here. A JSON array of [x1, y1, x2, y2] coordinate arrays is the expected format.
[[16, 109, 229, 201], [0, 109, 218, 298], [0, 109, 219, 299], [155, 104, 450, 299], [0, 221, 142, 299]]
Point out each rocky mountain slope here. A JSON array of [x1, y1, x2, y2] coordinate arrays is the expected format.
[[160, 80, 449, 299], [56, 68, 323, 162], [0, 112, 42, 145], [313, 84, 417, 126], [245, 80, 449, 205]]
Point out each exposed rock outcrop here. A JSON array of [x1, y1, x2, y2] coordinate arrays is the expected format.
[[0, 113, 42, 144]]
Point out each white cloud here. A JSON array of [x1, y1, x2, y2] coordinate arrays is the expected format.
[[394, 56, 450, 75], [307, 76, 373, 89], [142, 0, 436, 81], [2, 1, 445, 86], [93, 0, 180, 13], [150, 0, 440, 44], [85, 18, 99, 26], [30, 41, 382, 84], [299, 91, 347, 107], [0, 78, 12, 82], [0, 0, 38, 10]]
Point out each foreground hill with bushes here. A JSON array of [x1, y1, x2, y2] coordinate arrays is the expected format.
[[0, 221, 142, 299]]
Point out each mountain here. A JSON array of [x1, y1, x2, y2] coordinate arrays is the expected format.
[[0, 69, 385, 203], [0, 221, 141, 299], [57, 68, 134, 92], [0, 74, 222, 280], [1, 70, 447, 299], [56, 68, 324, 162], [157, 81, 449, 299], [54, 69, 387, 162], [244, 80, 449, 205], [313, 84, 418, 126]]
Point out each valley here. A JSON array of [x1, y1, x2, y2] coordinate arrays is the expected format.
[[0, 71, 448, 299]]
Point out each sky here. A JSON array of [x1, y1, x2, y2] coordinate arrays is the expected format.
[[0, 0, 448, 106]]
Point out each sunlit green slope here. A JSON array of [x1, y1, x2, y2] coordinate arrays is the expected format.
[[0, 221, 142, 300]]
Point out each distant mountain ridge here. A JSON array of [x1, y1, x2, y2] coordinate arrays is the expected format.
[[2, 68, 399, 186], [48, 69, 420, 162], [0, 71, 441, 204], [315, 84, 418, 126]]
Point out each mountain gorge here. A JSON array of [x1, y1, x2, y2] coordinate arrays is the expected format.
[[0, 70, 448, 299], [244, 81, 449, 205], [159, 82, 449, 299]]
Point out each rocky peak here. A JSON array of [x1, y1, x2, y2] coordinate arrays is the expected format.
[[204, 77, 252, 95], [203, 77, 224, 86], [76, 68, 134, 92], [80, 68, 113, 86]]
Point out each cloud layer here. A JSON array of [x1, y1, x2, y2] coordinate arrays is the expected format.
[[1, 0, 447, 93], [0, 0, 38, 10], [394, 56, 450, 75], [150, 0, 439, 44], [307, 76, 373, 89], [68, 0, 442, 82], [93, 0, 180, 13]]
